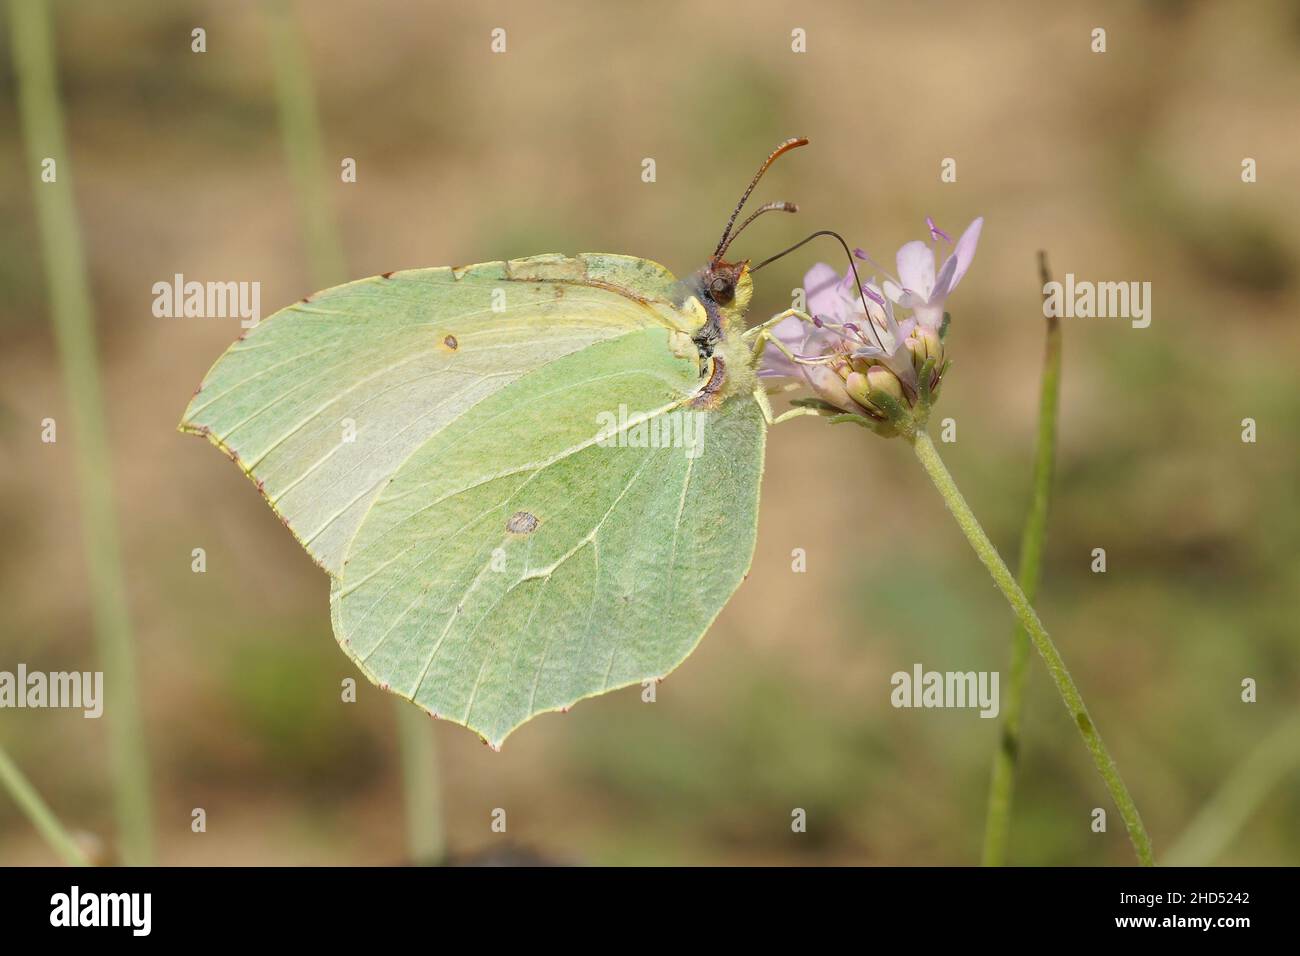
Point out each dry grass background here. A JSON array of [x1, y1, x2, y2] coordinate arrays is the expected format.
[[1, 0, 1298, 865]]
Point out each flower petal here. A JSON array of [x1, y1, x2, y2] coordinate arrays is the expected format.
[[758, 353, 798, 377], [927, 251, 960, 302], [894, 314, 918, 341], [773, 313, 807, 346], [896, 240, 936, 300], [881, 279, 907, 303], [884, 278, 926, 310], [946, 217, 983, 291], [803, 263, 843, 320], [913, 304, 946, 331]]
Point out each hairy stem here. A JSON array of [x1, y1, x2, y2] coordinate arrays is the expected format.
[[0, 745, 90, 867], [9, 0, 153, 865], [910, 429, 1154, 866], [981, 254, 1062, 866]]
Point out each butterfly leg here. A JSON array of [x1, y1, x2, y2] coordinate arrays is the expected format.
[[748, 329, 830, 426], [746, 320, 835, 373], [753, 383, 824, 426], [741, 308, 816, 345]]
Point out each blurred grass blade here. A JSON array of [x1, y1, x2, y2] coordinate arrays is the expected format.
[[9, 0, 153, 866], [263, 0, 445, 863], [395, 704, 445, 863], [265, 0, 347, 290], [981, 251, 1062, 866], [1164, 711, 1300, 866], [0, 744, 90, 866]]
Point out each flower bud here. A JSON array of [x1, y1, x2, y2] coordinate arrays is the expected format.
[[806, 365, 854, 413], [844, 371, 872, 409], [907, 327, 943, 374], [866, 364, 905, 405]]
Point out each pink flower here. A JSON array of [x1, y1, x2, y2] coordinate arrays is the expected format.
[[872, 217, 982, 331]]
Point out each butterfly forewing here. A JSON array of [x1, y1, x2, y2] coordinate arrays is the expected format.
[[179, 255, 692, 574]]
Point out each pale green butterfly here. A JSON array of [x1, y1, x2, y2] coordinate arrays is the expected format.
[[180, 138, 819, 748]]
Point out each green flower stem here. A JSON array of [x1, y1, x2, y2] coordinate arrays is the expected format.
[[981, 254, 1062, 866], [10, 0, 153, 866], [910, 428, 1155, 866], [0, 744, 90, 867], [264, 0, 445, 863]]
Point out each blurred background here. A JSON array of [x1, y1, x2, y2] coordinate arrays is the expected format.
[[1, 0, 1298, 866]]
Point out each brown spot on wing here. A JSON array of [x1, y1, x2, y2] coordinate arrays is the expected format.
[[506, 511, 539, 535]]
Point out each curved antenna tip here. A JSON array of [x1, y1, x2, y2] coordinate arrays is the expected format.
[[713, 138, 811, 261]]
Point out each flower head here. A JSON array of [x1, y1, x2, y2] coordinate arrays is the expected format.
[[760, 216, 982, 429]]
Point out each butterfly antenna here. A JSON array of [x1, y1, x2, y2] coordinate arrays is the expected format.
[[713, 137, 809, 261], [752, 229, 887, 352], [717, 201, 799, 258]]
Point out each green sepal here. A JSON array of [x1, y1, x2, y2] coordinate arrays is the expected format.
[[916, 356, 937, 409], [790, 397, 842, 415]]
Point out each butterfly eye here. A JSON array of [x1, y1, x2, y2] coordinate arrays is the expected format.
[[708, 274, 735, 305]]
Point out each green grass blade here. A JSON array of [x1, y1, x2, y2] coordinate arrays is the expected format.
[[395, 704, 445, 864], [9, 0, 153, 866], [981, 252, 1063, 866], [265, 0, 348, 291], [1164, 710, 1300, 866], [0, 744, 90, 867]]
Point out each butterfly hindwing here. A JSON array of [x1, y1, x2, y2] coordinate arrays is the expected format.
[[329, 328, 765, 746]]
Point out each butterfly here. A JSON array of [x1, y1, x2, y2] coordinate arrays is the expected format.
[[180, 138, 816, 748]]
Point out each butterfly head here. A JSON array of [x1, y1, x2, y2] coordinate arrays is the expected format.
[[701, 258, 753, 319]]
